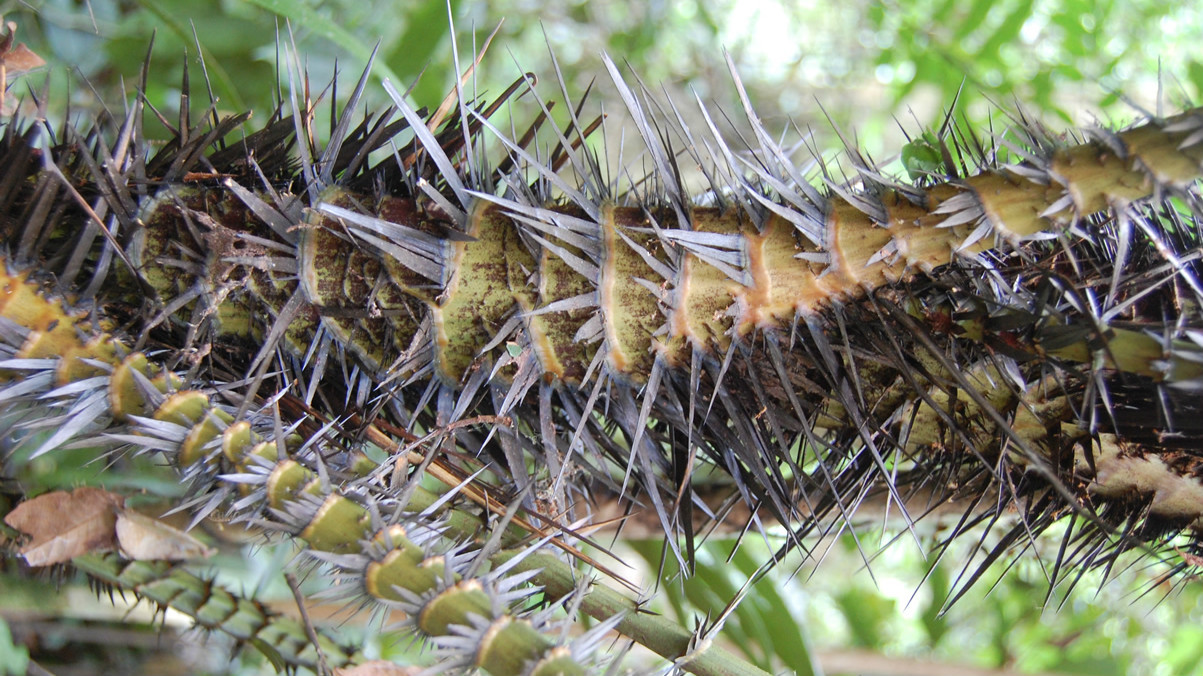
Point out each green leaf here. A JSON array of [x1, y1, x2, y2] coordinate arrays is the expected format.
[[1165, 625, 1203, 673], [918, 560, 950, 646], [239, 0, 400, 84], [627, 540, 690, 624], [683, 559, 755, 657], [732, 547, 819, 676], [0, 619, 29, 676], [1189, 61, 1203, 101], [248, 637, 288, 673], [834, 587, 895, 649], [955, 0, 995, 41], [902, 131, 943, 181], [977, 0, 1035, 62], [383, 0, 461, 107]]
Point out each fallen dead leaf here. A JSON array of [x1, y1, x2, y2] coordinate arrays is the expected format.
[[0, 17, 46, 116], [1, 41, 44, 74], [116, 509, 216, 561], [4, 487, 124, 566]]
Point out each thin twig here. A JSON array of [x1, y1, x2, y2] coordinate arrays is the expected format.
[[285, 572, 331, 676]]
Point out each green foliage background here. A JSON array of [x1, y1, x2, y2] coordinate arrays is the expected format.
[[3, 1, 1203, 675], [9, 0, 1203, 149]]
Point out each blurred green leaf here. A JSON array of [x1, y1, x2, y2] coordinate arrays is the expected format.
[[1189, 61, 1203, 98], [0, 619, 30, 676], [834, 586, 895, 649], [1166, 625, 1203, 672], [240, 0, 400, 85], [732, 547, 819, 676], [977, 0, 1035, 61], [956, 0, 994, 42], [919, 560, 950, 647], [382, 0, 461, 106]]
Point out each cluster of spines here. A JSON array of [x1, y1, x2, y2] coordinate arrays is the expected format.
[[254, 94, 1203, 561], [252, 467, 611, 676], [0, 264, 352, 668], [100, 86, 1203, 405], [105, 92, 1203, 491], [299, 121, 1203, 386], [1, 259, 768, 675], [0, 263, 598, 673]]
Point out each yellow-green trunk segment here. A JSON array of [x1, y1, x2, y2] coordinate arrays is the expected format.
[[288, 113, 1203, 385], [95, 109, 1203, 392]]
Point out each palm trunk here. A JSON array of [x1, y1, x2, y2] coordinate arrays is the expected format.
[[3, 52, 1203, 673]]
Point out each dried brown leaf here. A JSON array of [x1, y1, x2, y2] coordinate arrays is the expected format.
[[115, 509, 216, 561], [4, 487, 124, 566], [2, 42, 45, 74], [0, 17, 45, 75], [0, 17, 45, 116]]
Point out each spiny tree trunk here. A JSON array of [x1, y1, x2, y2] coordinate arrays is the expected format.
[[3, 39, 1203, 674]]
